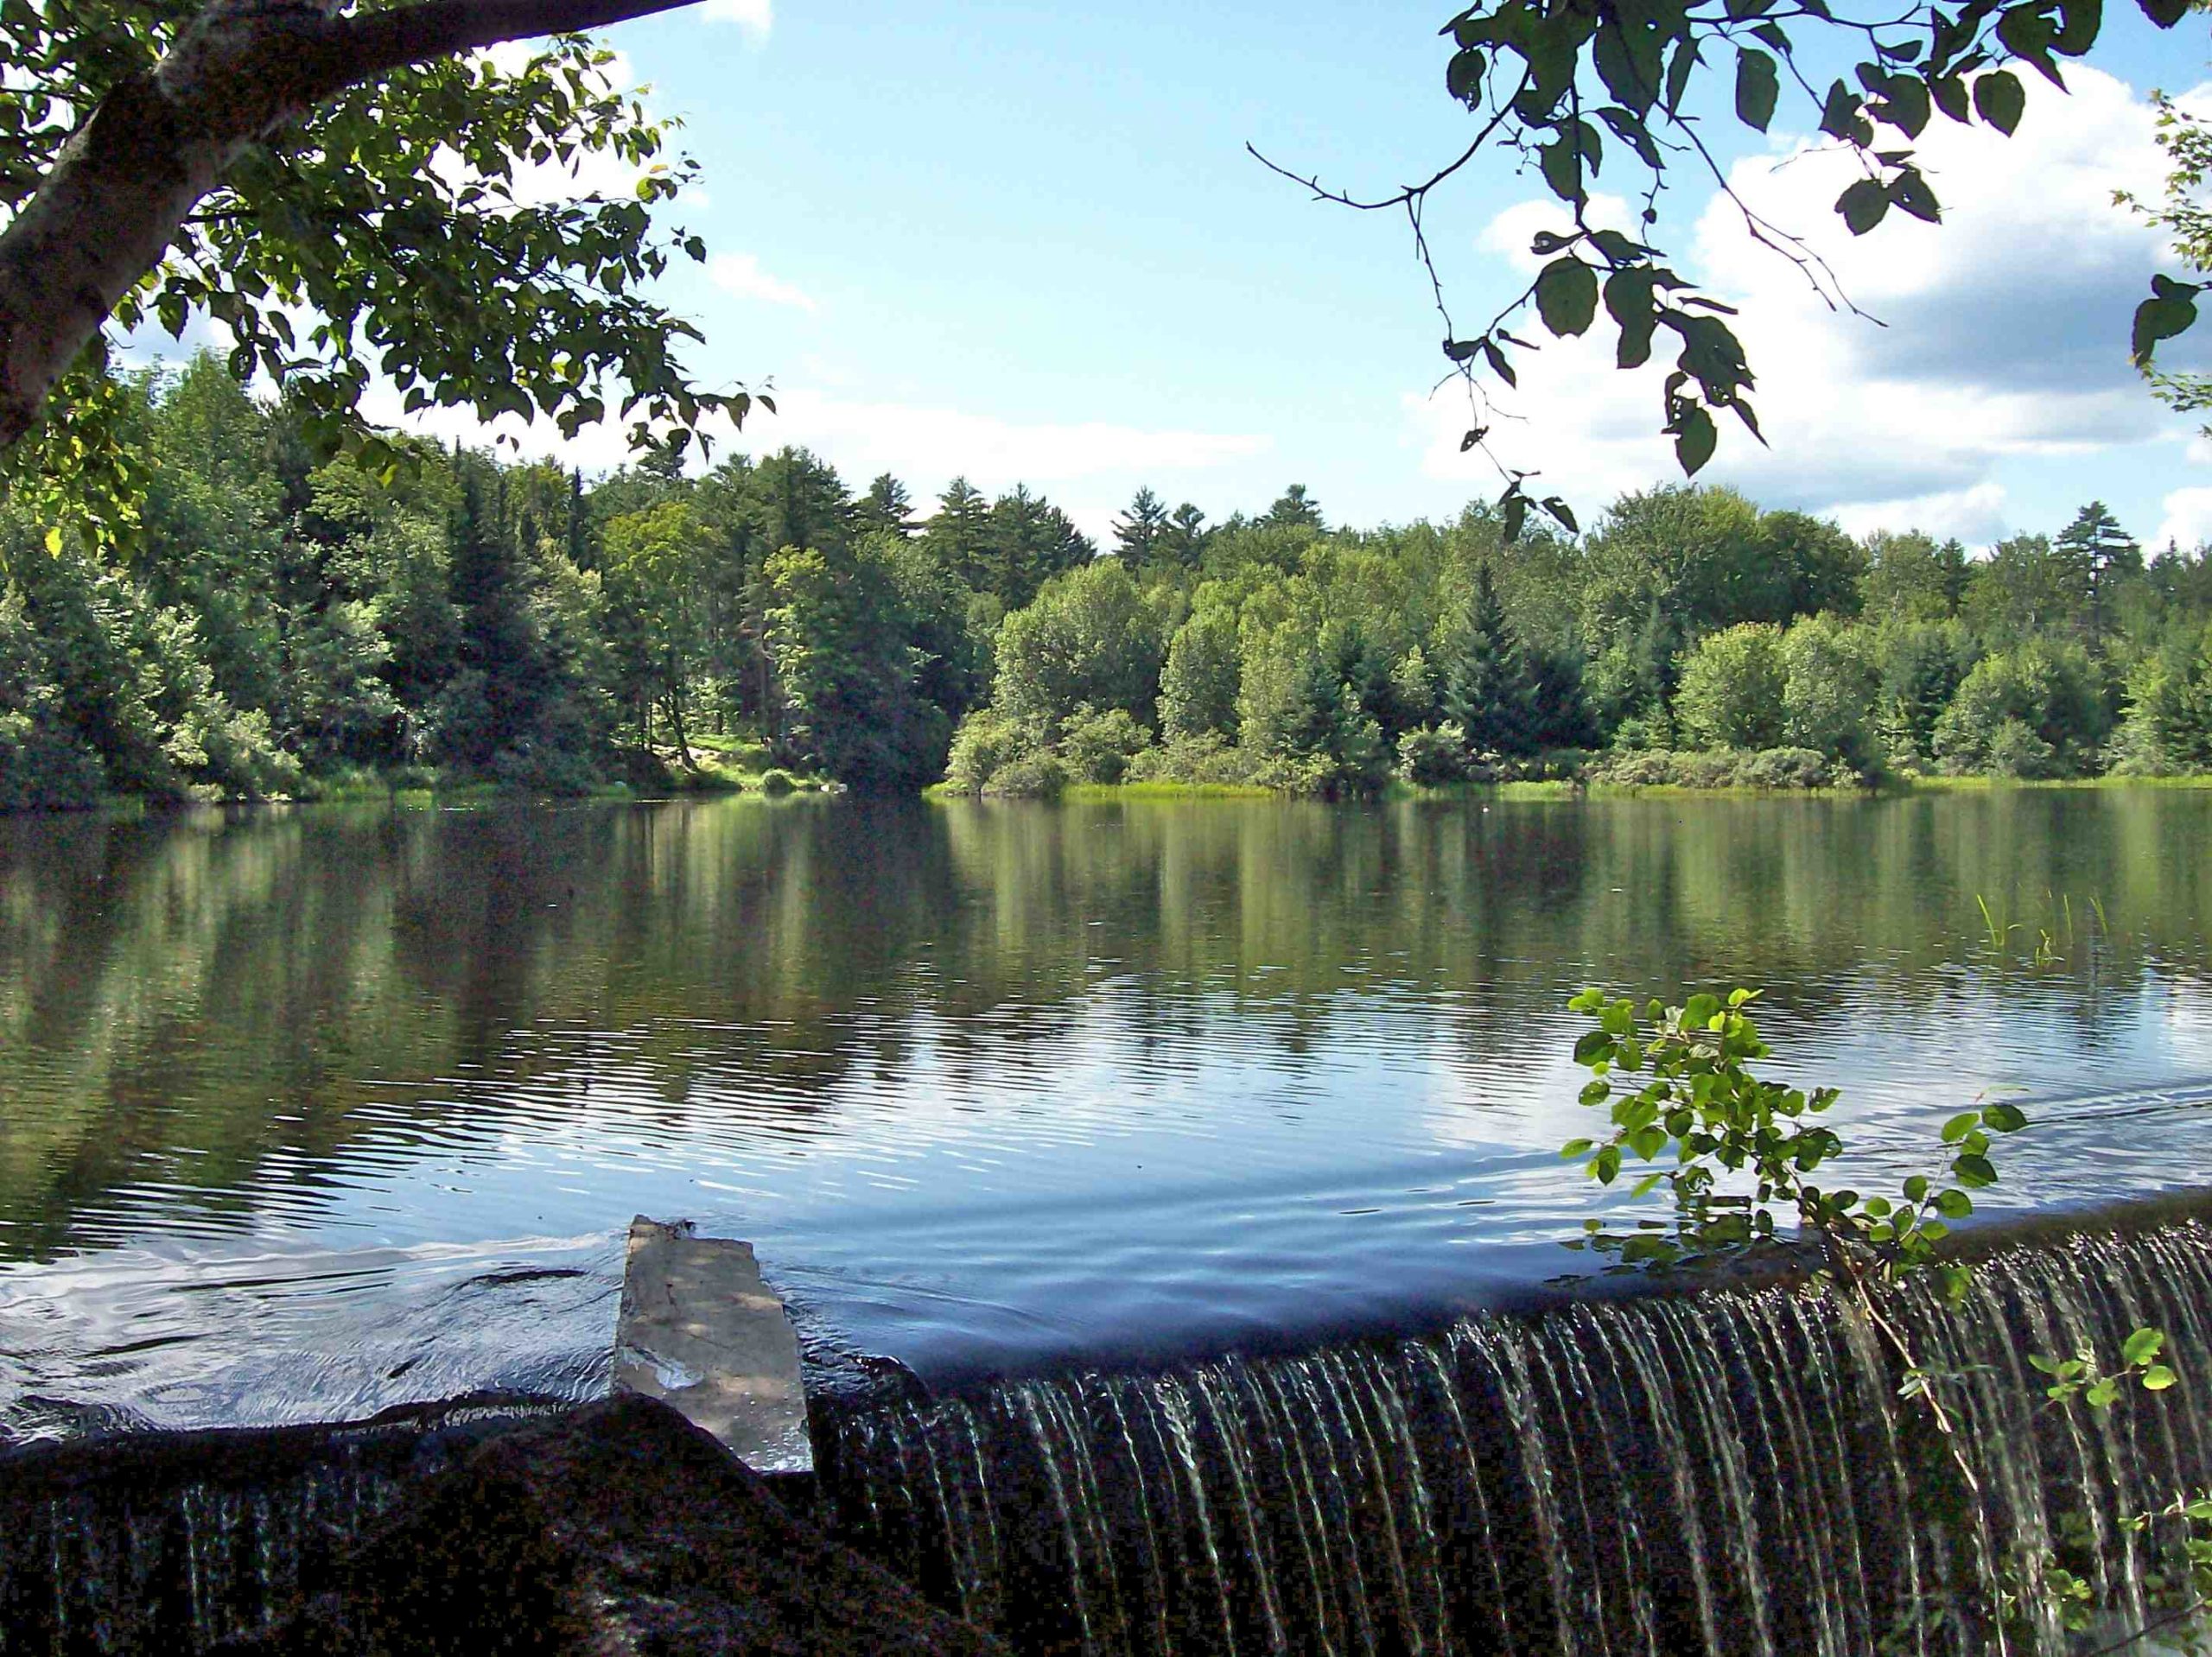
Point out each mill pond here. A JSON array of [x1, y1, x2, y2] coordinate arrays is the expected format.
[[7, 785, 2212, 1654]]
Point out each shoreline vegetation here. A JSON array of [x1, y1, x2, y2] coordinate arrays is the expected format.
[[35, 766, 2212, 823], [7, 353, 2212, 817]]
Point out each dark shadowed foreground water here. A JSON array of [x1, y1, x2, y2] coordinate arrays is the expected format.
[[3, 790, 2210, 1437]]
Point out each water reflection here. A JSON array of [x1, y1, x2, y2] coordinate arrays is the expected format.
[[2, 790, 2211, 1419]]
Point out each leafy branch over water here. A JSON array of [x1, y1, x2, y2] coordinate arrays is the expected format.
[[1558, 984, 2205, 1647], [1560, 985, 2017, 1295]]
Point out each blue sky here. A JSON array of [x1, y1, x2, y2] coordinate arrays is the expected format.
[[456, 4, 2210, 549]]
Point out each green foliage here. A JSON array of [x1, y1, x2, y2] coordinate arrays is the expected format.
[[2118, 95, 2212, 416], [943, 708, 1029, 795], [1589, 746, 1847, 790], [1675, 623, 1787, 751], [766, 536, 963, 793], [1287, 0, 2195, 509], [1058, 705, 1154, 784], [1561, 987, 2024, 1286], [2112, 625, 2212, 774], [992, 562, 1171, 738], [1436, 561, 1537, 757], [5, 17, 755, 536], [3, 359, 2210, 809], [1160, 607, 1244, 742], [1780, 614, 1879, 767], [1863, 531, 1970, 624], [1557, 987, 2209, 1645], [1238, 619, 1392, 797], [1932, 637, 2109, 776], [1399, 721, 1472, 786]]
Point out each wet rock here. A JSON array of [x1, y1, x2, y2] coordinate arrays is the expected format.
[[215, 1395, 999, 1656]]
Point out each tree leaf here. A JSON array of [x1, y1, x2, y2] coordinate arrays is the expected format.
[[1836, 177, 1891, 235], [1540, 135, 1586, 203], [2133, 291, 2199, 365], [1973, 67, 2024, 132], [1890, 168, 1941, 223], [2054, 0, 2101, 54], [1952, 1152, 1998, 1188], [1606, 267, 1659, 367], [1535, 257, 1600, 337], [1875, 74, 1931, 136], [1673, 405, 1717, 474], [2123, 1327, 2165, 1367], [1446, 47, 1486, 104], [2137, 0, 2187, 22], [1665, 37, 1700, 113], [1734, 48, 1779, 130]]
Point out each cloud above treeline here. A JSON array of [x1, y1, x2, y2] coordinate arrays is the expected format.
[[709, 252, 817, 312], [704, 0, 772, 40], [1414, 67, 2205, 544]]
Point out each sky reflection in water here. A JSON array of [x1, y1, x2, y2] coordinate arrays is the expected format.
[[2, 790, 2210, 1430]]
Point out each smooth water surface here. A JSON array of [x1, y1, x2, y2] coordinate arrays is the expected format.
[[3, 790, 2211, 1432]]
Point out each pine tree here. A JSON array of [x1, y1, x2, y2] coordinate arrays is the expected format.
[[2056, 501, 2141, 644], [857, 473, 918, 539], [1262, 484, 1324, 530], [443, 453, 549, 768], [925, 477, 993, 592], [1440, 562, 1535, 756], [1160, 503, 1211, 570], [983, 486, 1094, 610], [1112, 486, 1169, 562]]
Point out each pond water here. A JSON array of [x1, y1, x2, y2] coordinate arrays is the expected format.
[[3, 789, 2211, 1437]]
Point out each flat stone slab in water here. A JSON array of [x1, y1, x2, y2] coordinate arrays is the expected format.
[[614, 1217, 812, 1474]]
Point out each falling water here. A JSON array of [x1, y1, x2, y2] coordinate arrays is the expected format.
[[0, 1397, 563, 1655], [820, 1219, 2212, 1657]]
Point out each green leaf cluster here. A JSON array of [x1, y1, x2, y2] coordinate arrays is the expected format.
[[1559, 984, 2025, 1283]]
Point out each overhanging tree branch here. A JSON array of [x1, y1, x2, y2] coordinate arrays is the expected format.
[[0, 0, 705, 452]]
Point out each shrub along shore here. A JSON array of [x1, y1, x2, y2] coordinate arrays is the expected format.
[[6, 354, 2209, 813]]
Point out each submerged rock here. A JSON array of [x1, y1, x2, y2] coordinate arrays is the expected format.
[[215, 1395, 997, 1656]]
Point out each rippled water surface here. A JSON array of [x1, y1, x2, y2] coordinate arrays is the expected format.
[[3, 790, 2211, 1432]]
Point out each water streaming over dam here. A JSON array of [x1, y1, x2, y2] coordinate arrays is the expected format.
[[819, 1218, 2212, 1657], [0, 1399, 562, 1654], [10, 1216, 2212, 1654]]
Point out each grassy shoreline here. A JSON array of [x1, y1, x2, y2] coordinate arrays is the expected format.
[[931, 772, 2212, 805], [20, 770, 2212, 819]]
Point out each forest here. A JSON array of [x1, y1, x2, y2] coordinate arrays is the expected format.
[[3, 353, 2210, 810]]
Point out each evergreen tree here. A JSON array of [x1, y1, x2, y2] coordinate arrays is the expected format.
[[441, 454, 549, 769], [925, 477, 994, 593], [1262, 484, 1325, 530], [2055, 501, 2142, 644], [1440, 562, 1535, 756], [857, 473, 918, 539], [983, 485, 1094, 610], [1112, 486, 1170, 562], [748, 448, 853, 561], [1160, 503, 1211, 570]]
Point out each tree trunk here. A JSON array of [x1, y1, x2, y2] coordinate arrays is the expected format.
[[0, 0, 702, 451]]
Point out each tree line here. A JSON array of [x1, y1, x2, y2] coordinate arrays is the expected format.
[[953, 477, 2212, 796], [4, 354, 2210, 810]]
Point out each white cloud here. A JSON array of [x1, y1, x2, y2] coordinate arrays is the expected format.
[[709, 252, 818, 312], [1828, 483, 2010, 543], [2156, 486, 2212, 553], [1415, 66, 2201, 537], [704, 0, 772, 38], [355, 382, 1268, 543], [764, 390, 1269, 487]]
